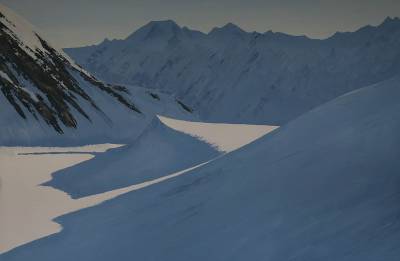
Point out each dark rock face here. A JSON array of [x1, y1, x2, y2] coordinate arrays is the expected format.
[[176, 99, 193, 113], [0, 10, 140, 133]]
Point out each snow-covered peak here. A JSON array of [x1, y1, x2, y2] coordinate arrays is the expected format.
[[0, 5, 195, 145], [0, 4, 99, 77], [209, 22, 247, 39], [147, 19, 180, 30], [378, 16, 400, 32], [211, 22, 245, 32], [66, 16, 400, 125], [126, 20, 182, 41], [0, 4, 48, 58], [381, 16, 400, 26], [100, 38, 111, 45]]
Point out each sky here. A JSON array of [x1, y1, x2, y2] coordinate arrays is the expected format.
[[0, 0, 399, 48]]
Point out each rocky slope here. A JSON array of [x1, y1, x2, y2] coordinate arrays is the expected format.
[[0, 5, 193, 145]]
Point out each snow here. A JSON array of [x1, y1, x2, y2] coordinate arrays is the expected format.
[[158, 115, 278, 152], [0, 144, 119, 254], [1, 4, 399, 260], [0, 5, 196, 147], [46, 118, 220, 198], [0, 143, 209, 254], [0, 4, 49, 59], [0, 116, 273, 254], [66, 17, 400, 125], [0, 3, 85, 74], [3, 75, 400, 260], [19, 87, 39, 102], [0, 70, 12, 83], [0, 73, 195, 146]]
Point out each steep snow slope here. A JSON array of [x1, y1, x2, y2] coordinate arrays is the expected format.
[[3, 75, 400, 260], [0, 5, 193, 145], [66, 18, 400, 124], [46, 118, 220, 198]]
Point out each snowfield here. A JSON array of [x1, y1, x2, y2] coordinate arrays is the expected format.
[[0, 145, 119, 253], [44, 116, 276, 199], [0, 118, 277, 254], [2, 75, 399, 261], [45, 118, 221, 199]]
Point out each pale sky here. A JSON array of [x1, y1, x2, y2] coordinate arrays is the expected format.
[[0, 0, 399, 48]]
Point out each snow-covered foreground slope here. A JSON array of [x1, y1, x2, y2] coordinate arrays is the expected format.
[[46, 118, 220, 198], [66, 18, 400, 125], [44, 117, 276, 199], [3, 76, 400, 260], [0, 117, 275, 254], [0, 4, 193, 146]]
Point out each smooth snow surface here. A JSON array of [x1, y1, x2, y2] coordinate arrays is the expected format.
[[46, 118, 220, 198], [159, 115, 278, 152], [0, 117, 273, 254], [0, 145, 212, 254], [0, 145, 120, 253], [3, 76, 399, 260]]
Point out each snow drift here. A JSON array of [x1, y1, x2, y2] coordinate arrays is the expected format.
[[45, 118, 220, 198]]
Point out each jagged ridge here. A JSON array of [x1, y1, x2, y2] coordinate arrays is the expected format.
[[66, 17, 400, 125]]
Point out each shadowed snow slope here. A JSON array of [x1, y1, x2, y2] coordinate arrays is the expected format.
[[2, 77, 400, 260], [45, 118, 220, 198]]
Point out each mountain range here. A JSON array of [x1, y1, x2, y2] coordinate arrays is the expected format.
[[1, 3, 400, 260], [66, 17, 400, 124]]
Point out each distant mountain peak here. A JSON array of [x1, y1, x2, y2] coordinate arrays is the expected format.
[[221, 22, 243, 31], [0, 4, 146, 140], [146, 20, 180, 30], [98, 37, 122, 47], [139, 20, 181, 35], [381, 16, 400, 27], [127, 19, 182, 41], [99, 38, 111, 45], [383, 16, 400, 23], [209, 22, 246, 35]]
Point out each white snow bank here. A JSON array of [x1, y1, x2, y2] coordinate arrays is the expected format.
[[159, 115, 278, 152], [0, 144, 207, 254]]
